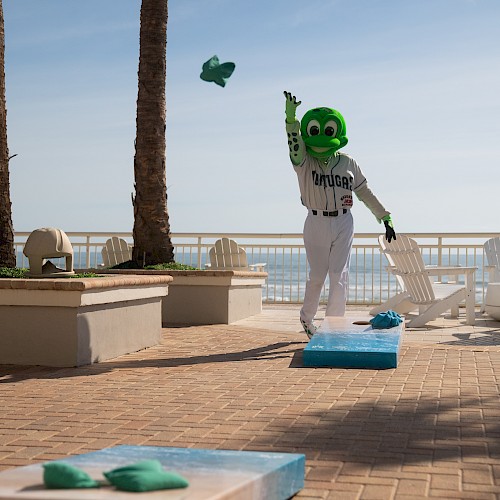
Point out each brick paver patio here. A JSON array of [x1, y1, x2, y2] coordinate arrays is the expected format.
[[1, 305, 500, 499]]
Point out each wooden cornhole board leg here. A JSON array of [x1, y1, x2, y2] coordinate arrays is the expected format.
[[303, 315, 404, 369]]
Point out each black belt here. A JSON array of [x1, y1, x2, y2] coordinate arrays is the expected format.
[[311, 209, 348, 217]]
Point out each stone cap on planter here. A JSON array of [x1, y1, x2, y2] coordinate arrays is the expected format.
[[84, 269, 267, 287], [92, 269, 267, 278], [0, 274, 173, 291]]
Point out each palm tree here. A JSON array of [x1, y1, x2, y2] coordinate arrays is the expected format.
[[132, 0, 174, 266], [0, 0, 15, 268]]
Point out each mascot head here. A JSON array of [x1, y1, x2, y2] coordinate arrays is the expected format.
[[300, 107, 348, 159]]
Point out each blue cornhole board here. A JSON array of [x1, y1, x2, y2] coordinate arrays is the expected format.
[[0, 445, 305, 500], [303, 316, 403, 369]]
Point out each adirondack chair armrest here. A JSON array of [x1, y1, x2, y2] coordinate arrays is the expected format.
[[385, 265, 434, 275], [389, 269, 405, 277], [425, 266, 477, 276]]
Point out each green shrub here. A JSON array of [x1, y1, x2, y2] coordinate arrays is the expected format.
[[0, 268, 103, 279], [109, 261, 199, 271], [144, 263, 198, 271], [0, 267, 28, 278]]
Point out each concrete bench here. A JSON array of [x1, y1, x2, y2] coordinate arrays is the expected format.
[[303, 316, 404, 369], [0, 445, 305, 499]]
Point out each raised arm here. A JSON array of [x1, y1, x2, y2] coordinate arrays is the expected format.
[[284, 91, 306, 166]]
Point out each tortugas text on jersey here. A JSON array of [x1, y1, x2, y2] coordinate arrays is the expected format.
[[311, 170, 353, 190]]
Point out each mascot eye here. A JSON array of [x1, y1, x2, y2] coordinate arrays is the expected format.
[[324, 120, 338, 137], [307, 120, 321, 136]]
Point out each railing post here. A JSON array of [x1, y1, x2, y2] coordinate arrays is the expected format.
[[86, 235, 91, 269], [437, 236, 443, 267], [197, 237, 203, 269], [437, 236, 443, 283]]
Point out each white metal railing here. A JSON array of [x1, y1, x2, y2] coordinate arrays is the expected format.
[[13, 231, 500, 306]]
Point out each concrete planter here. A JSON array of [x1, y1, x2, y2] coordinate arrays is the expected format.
[[0, 275, 172, 367], [98, 269, 267, 326]]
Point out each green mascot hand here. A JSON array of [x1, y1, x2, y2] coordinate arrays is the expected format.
[[284, 91, 301, 124], [382, 216, 396, 243]]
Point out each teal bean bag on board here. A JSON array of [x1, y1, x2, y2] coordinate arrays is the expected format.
[[104, 460, 189, 492], [370, 310, 403, 329]]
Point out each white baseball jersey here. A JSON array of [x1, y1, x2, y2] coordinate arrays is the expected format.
[[294, 153, 365, 212], [286, 119, 390, 221]]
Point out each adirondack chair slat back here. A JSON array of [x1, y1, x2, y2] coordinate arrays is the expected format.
[[379, 235, 405, 293], [484, 237, 500, 282], [102, 237, 132, 267], [382, 235, 436, 304], [209, 238, 248, 270]]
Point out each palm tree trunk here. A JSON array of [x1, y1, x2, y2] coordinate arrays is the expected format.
[[0, 0, 15, 268], [132, 0, 174, 267]]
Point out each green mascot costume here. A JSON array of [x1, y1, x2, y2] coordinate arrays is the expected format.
[[284, 91, 396, 337]]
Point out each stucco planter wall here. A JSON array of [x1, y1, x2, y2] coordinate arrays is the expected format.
[[98, 269, 267, 325], [0, 275, 172, 367]]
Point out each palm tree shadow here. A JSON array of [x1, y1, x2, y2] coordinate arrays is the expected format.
[[247, 394, 500, 466]]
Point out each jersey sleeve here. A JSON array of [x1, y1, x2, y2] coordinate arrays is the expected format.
[[285, 120, 306, 166], [352, 160, 390, 222]]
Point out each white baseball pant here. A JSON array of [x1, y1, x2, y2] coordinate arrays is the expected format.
[[300, 210, 354, 323]]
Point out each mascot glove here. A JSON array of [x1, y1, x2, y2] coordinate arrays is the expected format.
[[284, 91, 301, 123], [383, 216, 396, 243]]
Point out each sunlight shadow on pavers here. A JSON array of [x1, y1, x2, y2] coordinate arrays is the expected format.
[[246, 395, 500, 466], [403, 313, 500, 348], [0, 341, 305, 383], [442, 330, 500, 347], [289, 350, 304, 368]]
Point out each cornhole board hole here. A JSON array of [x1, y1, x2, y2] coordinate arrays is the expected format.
[[0, 445, 305, 500], [303, 315, 404, 369]]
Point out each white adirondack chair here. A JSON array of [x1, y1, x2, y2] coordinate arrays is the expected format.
[[481, 237, 500, 313], [208, 238, 266, 271], [370, 235, 417, 316], [371, 235, 445, 316], [101, 237, 132, 267], [381, 234, 476, 327]]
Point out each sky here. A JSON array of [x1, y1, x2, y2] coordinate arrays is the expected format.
[[3, 0, 500, 235]]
